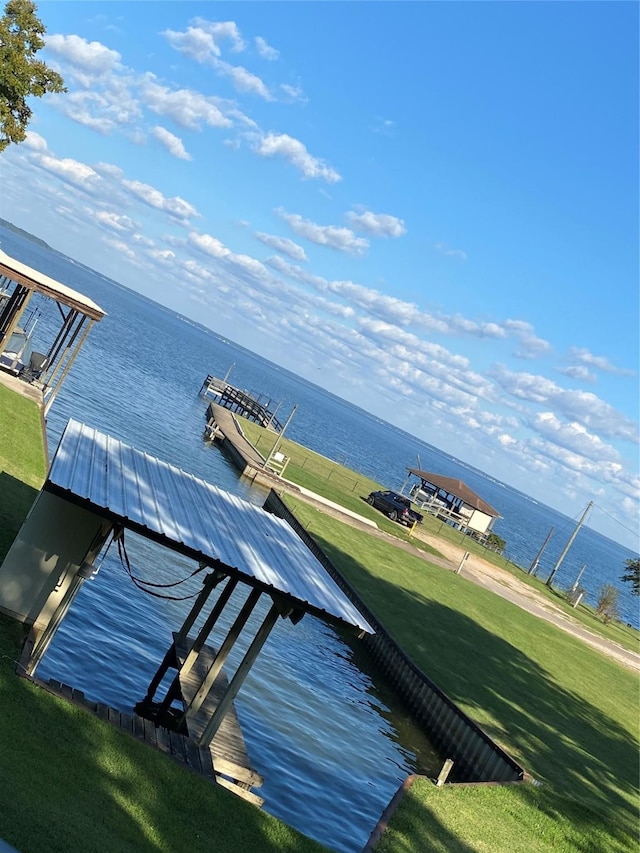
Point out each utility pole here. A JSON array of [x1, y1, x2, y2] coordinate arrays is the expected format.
[[546, 502, 593, 588], [265, 404, 298, 470], [528, 526, 554, 575], [570, 564, 587, 592]]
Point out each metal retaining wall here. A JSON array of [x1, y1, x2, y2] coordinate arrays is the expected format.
[[264, 490, 525, 784]]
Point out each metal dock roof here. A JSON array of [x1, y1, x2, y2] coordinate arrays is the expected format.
[[46, 420, 373, 634]]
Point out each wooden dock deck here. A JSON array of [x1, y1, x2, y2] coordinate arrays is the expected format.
[[200, 375, 283, 432], [174, 636, 264, 797], [204, 402, 269, 474]]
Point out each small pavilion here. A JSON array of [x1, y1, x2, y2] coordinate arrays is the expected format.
[[0, 249, 106, 414], [406, 468, 501, 538]]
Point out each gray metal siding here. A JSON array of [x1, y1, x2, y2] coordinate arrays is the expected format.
[[47, 420, 373, 633]]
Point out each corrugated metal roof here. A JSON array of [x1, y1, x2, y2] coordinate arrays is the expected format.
[[408, 468, 501, 518], [0, 250, 106, 320], [46, 420, 373, 634]]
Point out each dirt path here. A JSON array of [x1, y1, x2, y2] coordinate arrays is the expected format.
[[410, 528, 640, 673]]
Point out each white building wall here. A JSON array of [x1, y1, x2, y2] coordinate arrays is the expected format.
[[0, 490, 111, 629]]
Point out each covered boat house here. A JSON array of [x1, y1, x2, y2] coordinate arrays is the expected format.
[[406, 468, 501, 540], [0, 419, 373, 799], [0, 249, 105, 414]]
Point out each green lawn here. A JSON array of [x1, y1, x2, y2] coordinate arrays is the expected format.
[[283, 496, 639, 853], [0, 384, 46, 560], [0, 615, 328, 853]]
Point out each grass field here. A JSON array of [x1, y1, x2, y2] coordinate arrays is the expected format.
[[0, 384, 46, 561], [283, 496, 639, 853]]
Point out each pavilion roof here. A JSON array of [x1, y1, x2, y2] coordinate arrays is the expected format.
[[0, 249, 105, 321], [407, 468, 501, 518]]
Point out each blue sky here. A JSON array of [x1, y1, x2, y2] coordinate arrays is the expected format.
[[1, 2, 638, 548]]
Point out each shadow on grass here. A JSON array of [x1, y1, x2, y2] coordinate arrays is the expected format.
[[0, 613, 326, 853], [317, 535, 638, 850], [0, 472, 38, 562]]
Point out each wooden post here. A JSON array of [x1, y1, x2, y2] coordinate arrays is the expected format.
[[155, 577, 238, 714], [175, 570, 226, 645], [456, 552, 469, 574], [198, 601, 280, 747], [436, 758, 454, 787], [183, 588, 261, 721], [178, 578, 238, 677]]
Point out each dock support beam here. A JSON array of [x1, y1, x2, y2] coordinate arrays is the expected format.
[[198, 601, 280, 747], [183, 588, 262, 722]]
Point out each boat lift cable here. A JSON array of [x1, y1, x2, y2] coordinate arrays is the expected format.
[[116, 530, 205, 601]]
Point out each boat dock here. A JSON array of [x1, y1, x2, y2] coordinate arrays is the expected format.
[[200, 374, 283, 433], [204, 402, 270, 475]]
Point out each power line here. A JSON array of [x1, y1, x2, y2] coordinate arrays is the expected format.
[[592, 503, 640, 541]]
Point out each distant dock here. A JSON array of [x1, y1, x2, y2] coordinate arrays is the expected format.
[[200, 373, 284, 433]]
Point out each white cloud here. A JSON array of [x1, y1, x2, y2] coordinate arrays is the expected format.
[[46, 33, 121, 82], [280, 83, 306, 102], [255, 36, 279, 60], [434, 241, 467, 261], [504, 320, 552, 359], [151, 126, 192, 160], [213, 59, 272, 99], [23, 132, 48, 151], [254, 232, 308, 262], [163, 22, 270, 97], [531, 412, 621, 462], [163, 20, 245, 60], [102, 236, 137, 260], [188, 231, 232, 260], [347, 210, 406, 238], [557, 365, 597, 383], [122, 179, 199, 221], [93, 211, 137, 232], [255, 133, 341, 182], [193, 19, 245, 52], [139, 78, 233, 130], [162, 26, 223, 62], [491, 365, 639, 443], [39, 154, 100, 188], [569, 347, 636, 377], [276, 208, 368, 255]]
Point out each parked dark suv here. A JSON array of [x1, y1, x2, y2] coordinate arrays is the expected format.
[[366, 490, 423, 526]]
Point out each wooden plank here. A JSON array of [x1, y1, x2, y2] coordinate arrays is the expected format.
[[215, 776, 264, 808], [132, 714, 146, 741], [142, 717, 157, 748], [155, 726, 171, 754], [169, 730, 187, 763], [183, 737, 204, 774]]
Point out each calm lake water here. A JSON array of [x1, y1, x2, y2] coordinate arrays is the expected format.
[[1, 225, 638, 852]]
